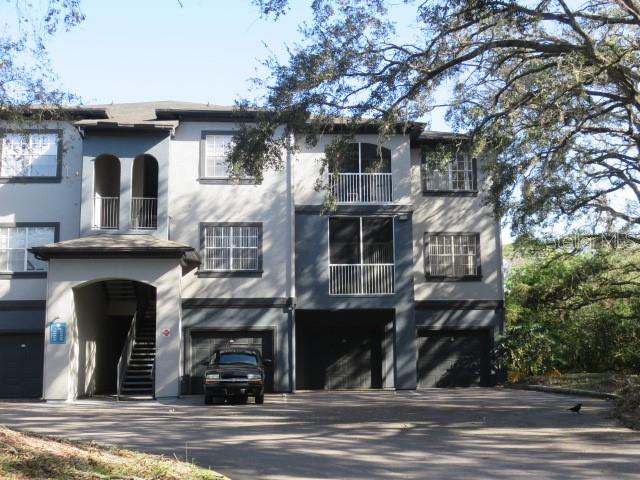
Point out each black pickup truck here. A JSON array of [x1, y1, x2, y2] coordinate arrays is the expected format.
[[201, 348, 269, 405]]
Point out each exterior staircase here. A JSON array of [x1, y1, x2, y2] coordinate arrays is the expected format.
[[119, 304, 156, 398]]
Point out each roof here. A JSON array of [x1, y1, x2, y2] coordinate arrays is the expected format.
[[66, 101, 467, 139], [74, 101, 189, 132], [416, 130, 470, 141], [30, 235, 200, 266]]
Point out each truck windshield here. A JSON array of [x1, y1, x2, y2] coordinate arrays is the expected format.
[[216, 353, 259, 365]]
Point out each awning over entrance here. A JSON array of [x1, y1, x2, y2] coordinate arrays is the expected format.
[[35, 235, 198, 400], [31, 234, 200, 273]]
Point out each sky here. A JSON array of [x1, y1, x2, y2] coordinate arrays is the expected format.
[[42, 0, 450, 131], [40, 0, 508, 236]]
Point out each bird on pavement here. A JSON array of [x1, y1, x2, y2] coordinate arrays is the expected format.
[[569, 403, 582, 414]]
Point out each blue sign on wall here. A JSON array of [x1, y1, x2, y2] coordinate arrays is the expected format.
[[50, 322, 67, 344]]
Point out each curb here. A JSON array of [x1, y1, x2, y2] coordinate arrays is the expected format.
[[504, 383, 620, 400]]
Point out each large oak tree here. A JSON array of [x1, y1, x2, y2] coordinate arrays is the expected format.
[[231, 0, 640, 236]]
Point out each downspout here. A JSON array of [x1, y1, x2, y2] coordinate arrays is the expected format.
[[286, 130, 296, 393]]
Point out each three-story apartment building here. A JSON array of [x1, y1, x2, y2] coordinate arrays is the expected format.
[[0, 101, 504, 400]]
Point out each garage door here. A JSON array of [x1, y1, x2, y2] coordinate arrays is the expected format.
[[0, 334, 44, 398], [189, 331, 274, 394], [298, 325, 383, 390], [417, 330, 492, 388]]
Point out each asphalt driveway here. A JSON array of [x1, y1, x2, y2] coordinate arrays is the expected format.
[[0, 389, 638, 479]]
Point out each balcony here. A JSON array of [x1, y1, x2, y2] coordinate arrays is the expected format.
[[328, 172, 392, 204], [328, 217, 395, 295], [93, 195, 119, 230], [329, 263, 394, 295], [131, 197, 158, 230]]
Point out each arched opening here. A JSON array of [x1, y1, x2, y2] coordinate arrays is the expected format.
[[131, 154, 158, 230], [73, 279, 156, 398], [328, 142, 392, 203], [93, 154, 121, 229]]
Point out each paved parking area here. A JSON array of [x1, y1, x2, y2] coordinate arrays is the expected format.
[[0, 389, 638, 479]]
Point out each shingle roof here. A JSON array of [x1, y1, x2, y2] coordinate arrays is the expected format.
[[70, 100, 467, 139], [30, 234, 200, 266]]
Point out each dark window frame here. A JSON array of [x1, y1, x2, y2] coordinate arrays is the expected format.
[[198, 222, 263, 277], [198, 130, 257, 185], [423, 231, 482, 281], [328, 215, 396, 266], [421, 145, 478, 196], [0, 222, 60, 278], [0, 129, 64, 183], [326, 142, 392, 174]]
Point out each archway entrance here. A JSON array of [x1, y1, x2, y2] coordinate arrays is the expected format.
[[73, 279, 156, 398]]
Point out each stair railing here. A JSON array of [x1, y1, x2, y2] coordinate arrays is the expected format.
[[151, 359, 156, 400], [117, 311, 138, 400]]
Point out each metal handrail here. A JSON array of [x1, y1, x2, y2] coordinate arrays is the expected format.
[[93, 195, 120, 229], [151, 360, 156, 400], [131, 197, 158, 230], [329, 263, 395, 295], [328, 172, 393, 204], [117, 311, 137, 400]]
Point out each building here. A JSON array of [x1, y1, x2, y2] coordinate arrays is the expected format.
[[0, 101, 504, 400]]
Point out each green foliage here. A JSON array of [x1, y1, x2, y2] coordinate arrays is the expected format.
[[499, 237, 640, 376], [242, 0, 640, 235], [1, 0, 84, 121]]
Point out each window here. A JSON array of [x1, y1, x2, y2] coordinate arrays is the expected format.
[[213, 352, 259, 366], [328, 217, 395, 295], [422, 147, 476, 193], [1, 131, 60, 179], [204, 134, 233, 178], [424, 233, 481, 279], [329, 217, 394, 265], [328, 143, 391, 174], [199, 131, 255, 184], [327, 142, 392, 203], [200, 223, 262, 276], [0, 226, 56, 274]]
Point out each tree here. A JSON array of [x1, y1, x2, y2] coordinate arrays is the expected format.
[[500, 237, 640, 376], [234, 0, 640, 235], [0, 0, 84, 122]]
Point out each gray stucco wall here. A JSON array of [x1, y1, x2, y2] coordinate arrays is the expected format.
[[0, 121, 82, 301], [79, 131, 170, 237], [294, 211, 417, 389], [414, 305, 504, 346], [182, 305, 292, 392], [169, 121, 291, 300], [409, 147, 504, 302]]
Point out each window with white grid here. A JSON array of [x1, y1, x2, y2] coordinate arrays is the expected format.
[[203, 224, 261, 272], [423, 152, 475, 192], [0, 226, 55, 273], [1, 132, 59, 178], [204, 134, 233, 178], [424, 233, 480, 278]]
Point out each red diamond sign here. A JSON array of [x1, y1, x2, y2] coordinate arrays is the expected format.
[[161, 329, 170, 337]]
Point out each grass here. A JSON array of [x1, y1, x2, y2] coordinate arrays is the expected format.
[[514, 372, 640, 430], [0, 426, 228, 480]]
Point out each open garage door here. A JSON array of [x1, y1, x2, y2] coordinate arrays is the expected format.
[[0, 333, 44, 398], [189, 330, 274, 394], [417, 329, 493, 388]]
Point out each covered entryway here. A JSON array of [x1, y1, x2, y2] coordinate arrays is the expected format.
[[0, 333, 44, 398], [417, 329, 493, 388], [188, 330, 274, 394], [73, 279, 156, 398], [296, 310, 392, 390], [31, 234, 199, 400]]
